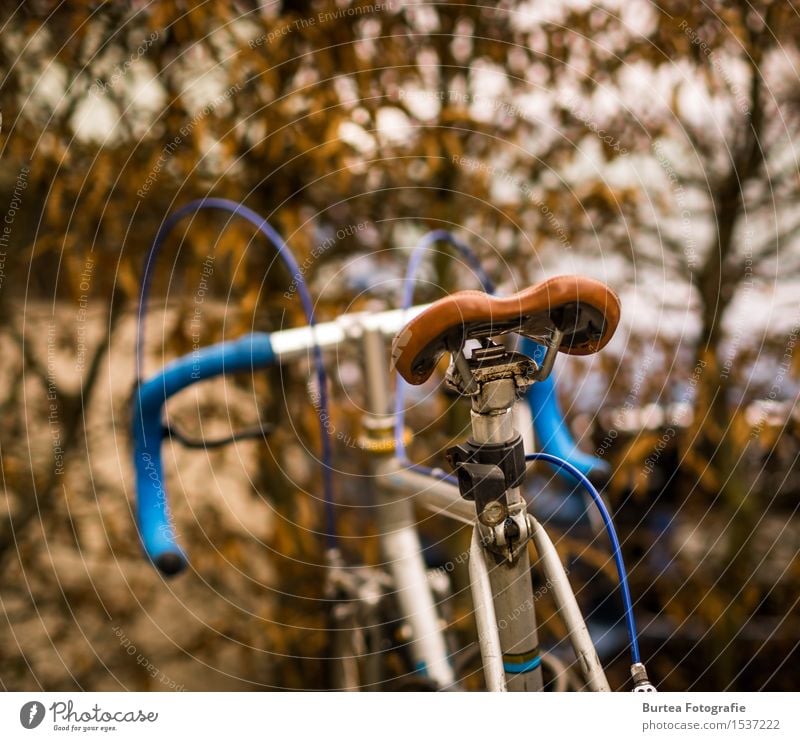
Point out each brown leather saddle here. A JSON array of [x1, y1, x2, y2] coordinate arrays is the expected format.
[[392, 275, 621, 385]]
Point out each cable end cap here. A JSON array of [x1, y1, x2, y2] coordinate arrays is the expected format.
[[631, 662, 657, 692]]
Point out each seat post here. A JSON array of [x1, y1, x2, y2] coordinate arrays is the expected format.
[[445, 343, 546, 691]]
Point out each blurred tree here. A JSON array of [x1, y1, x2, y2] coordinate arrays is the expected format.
[[527, 0, 800, 687]]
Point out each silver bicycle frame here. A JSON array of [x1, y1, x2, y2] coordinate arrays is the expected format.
[[268, 306, 608, 691], [359, 325, 456, 688], [464, 399, 544, 692]]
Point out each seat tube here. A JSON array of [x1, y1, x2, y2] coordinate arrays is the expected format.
[[360, 326, 455, 688], [468, 390, 544, 692]]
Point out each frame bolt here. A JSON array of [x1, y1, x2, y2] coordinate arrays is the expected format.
[[479, 500, 506, 527]]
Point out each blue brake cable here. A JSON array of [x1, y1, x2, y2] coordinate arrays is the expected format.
[[393, 229, 495, 474], [390, 235, 642, 668], [525, 451, 641, 665], [135, 197, 337, 548]]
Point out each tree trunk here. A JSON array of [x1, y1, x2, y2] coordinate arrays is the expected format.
[[690, 335, 757, 688]]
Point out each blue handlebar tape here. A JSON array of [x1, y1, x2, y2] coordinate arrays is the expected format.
[[131, 333, 274, 575], [519, 337, 610, 481]]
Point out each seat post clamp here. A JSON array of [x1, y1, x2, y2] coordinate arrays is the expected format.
[[445, 434, 526, 525]]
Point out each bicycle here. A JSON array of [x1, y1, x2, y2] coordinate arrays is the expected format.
[[131, 198, 656, 692]]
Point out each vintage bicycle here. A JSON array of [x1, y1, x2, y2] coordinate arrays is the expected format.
[[131, 198, 655, 692]]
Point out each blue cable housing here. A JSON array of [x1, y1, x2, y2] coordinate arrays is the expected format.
[[525, 451, 641, 665], [408, 448, 642, 665], [406, 462, 458, 487], [388, 243, 638, 663], [134, 197, 337, 572], [393, 230, 495, 459], [132, 333, 274, 574]]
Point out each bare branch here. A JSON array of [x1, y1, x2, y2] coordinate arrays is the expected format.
[[0, 295, 122, 566], [639, 223, 698, 261], [751, 217, 800, 261]]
